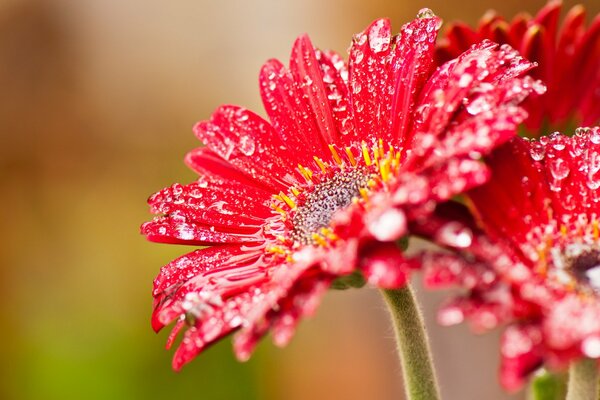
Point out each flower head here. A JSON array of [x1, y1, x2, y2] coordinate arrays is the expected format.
[[437, 1, 600, 132], [415, 127, 600, 390], [142, 10, 540, 369]]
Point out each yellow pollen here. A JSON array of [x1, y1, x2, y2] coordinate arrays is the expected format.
[[345, 147, 357, 166], [267, 245, 287, 255], [378, 138, 384, 156], [545, 235, 553, 249], [560, 224, 568, 238], [270, 203, 286, 216], [372, 144, 380, 166], [536, 246, 547, 275], [328, 145, 342, 165], [593, 220, 599, 240], [291, 186, 301, 197], [320, 227, 339, 241], [279, 192, 296, 209], [298, 164, 313, 182], [379, 158, 391, 182], [361, 142, 372, 166], [394, 151, 401, 168], [313, 156, 328, 173], [311, 233, 328, 247], [359, 187, 369, 202]]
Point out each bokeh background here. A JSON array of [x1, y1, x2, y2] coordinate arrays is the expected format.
[[2, 0, 598, 399]]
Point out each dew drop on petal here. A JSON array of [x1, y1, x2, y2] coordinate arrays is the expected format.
[[368, 208, 406, 241], [589, 129, 600, 145], [437, 222, 473, 248], [239, 135, 256, 156], [549, 158, 570, 180], [416, 8, 435, 19], [529, 142, 545, 161]]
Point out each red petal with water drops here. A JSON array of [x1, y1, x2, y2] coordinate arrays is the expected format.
[[193, 106, 298, 190], [500, 325, 544, 392], [290, 35, 338, 145], [315, 49, 357, 145], [348, 18, 393, 144], [359, 243, 411, 288], [390, 15, 440, 148], [147, 181, 271, 231], [259, 59, 329, 163]]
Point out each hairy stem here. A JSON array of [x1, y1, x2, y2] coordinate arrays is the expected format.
[[381, 286, 441, 400], [565, 358, 599, 400]]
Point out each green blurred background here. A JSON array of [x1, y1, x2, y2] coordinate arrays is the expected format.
[[1, 0, 598, 399]]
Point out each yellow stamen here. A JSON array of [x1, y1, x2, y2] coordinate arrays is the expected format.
[[345, 147, 357, 166], [378, 138, 384, 156], [270, 203, 286, 216], [290, 186, 301, 197], [593, 219, 599, 240], [560, 224, 568, 238], [313, 156, 328, 173], [379, 158, 391, 182], [320, 227, 339, 241], [328, 145, 342, 166], [267, 246, 287, 255], [279, 192, 296, 209], [276, 235, 287, 243], [311, 233, 328, 247], [536, 247, 547, 275], [361, 142, 372, 166], [359, 187, 369, 202], [298, 164, 313, 182], [372, 144, 380, 166]]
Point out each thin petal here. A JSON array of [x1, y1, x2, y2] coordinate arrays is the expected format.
[[289, 35, 338, 144], [259, 59, 329, 162]]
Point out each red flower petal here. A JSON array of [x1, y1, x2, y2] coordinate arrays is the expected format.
[[259, 59, 329, 162], [289, 35, 338, 144], [193, 106, 296, 190], [500, 325, 544, 392], [360, 243, 411, 288]]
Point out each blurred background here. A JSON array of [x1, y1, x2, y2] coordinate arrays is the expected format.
[[1, 0, 598, 399]]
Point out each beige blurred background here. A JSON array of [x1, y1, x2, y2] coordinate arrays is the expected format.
[[2, 0, 599, 399]]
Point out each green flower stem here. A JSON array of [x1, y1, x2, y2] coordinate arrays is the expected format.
[[381, 286, 441, 400], [565, 358, 599, 400]]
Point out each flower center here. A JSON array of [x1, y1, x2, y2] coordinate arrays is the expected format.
[[569, 249, 600, 293], [290, 168, 371, 244], [266, 141, 402, 252]]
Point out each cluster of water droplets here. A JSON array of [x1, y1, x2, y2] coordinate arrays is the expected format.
[[527, 128, 600, 199]]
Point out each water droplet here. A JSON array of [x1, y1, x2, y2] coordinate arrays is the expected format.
[[239, 136, 256, 156], [367, 208, 406, 241], [465, 96, 492, 115], [549, 158, 569, 180], [529, 142, 545, 161], [436, 222, 473, 248], [417, 8, 435, 19], [589, 129, 600, 144], [354, 50, 364, 64]]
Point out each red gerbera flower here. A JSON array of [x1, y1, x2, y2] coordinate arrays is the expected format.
[[414, 127, 600, 390], [436, 0, 600, 132], [142, 10, 541, 370]]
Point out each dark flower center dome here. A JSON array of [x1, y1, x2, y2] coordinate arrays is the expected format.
[[267, 141, 400, 252], [567, 248, 600, 294], [290, 168, 371, 244]]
